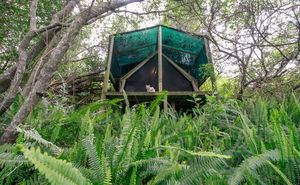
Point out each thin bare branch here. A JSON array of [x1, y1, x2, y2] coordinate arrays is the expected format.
[[29, 0, 38, 31]]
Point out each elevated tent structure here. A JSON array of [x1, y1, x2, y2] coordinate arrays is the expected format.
[[101, 25, 215, 109]]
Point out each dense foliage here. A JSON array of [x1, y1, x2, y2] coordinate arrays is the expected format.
[[0, 92, 299, 185], [0, 0, 63, 72], [0, 0, 299, 184]]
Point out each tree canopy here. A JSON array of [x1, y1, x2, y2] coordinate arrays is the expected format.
[[0, 0, 299, 184]]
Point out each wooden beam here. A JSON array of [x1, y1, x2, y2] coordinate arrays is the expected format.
[[119, 51, 157, 91], [105, 91, 211, 96], [162, 54, 199, 91], [120, 79, 126, 92], [158, 25, 163, 92], [101, 36, 114, 100], [163, 95, 168, 112]]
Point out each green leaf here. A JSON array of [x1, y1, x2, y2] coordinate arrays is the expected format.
[[267, 160, 293, 185], [155, 145, 231, 159], [22, 147, 91, 185]]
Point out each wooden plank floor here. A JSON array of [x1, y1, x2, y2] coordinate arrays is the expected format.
[[105, 91, 211, 96], [104, 91, 210, 109]]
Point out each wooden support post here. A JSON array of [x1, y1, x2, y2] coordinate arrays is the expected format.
[[101, 36, 114, 101], [158, 26, 168, 111], [163, 96, 168, 112], [158, 25, 163, 92]]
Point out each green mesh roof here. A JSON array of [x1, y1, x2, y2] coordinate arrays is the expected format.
[[110, 25, 210, 90]]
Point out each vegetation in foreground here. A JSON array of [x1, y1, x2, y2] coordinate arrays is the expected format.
[[0, 93, 299, 185]]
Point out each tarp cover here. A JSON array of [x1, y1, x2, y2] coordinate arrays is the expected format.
[[110, 25, 209, 90]]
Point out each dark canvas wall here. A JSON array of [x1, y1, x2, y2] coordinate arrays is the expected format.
[[162, 58, 194, 91], [124, 55, 194, 92], [125, 55, 158, 92]]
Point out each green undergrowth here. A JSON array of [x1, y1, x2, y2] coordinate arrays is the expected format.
[[0, 93, 299, 185]]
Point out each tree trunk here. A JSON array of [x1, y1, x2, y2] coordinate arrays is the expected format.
[[0, 0, 76, 115], [0, 66, 17, 93], [0, 14, 85, 144], [22, 33, 61, 97], [0, 0, 144, 144]]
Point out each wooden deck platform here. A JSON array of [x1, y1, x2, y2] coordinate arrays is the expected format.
[[104, 91, 211, 110]]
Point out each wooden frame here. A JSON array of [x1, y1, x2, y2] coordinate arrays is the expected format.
[[162, 54, 199, 91], [105, 91, 211, 96], [158, 25, 163, 92], [112, 25, 204, 41], [118, 43, 198, 56], [118, 25, 200, 93], [102, 25, 215, 109], [157, 26, 167, 110], [119, 51, 157, 91], [101, 36, 114, 100]]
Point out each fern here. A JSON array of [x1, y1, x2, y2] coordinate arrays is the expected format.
[[104, 166, 112, 185], [82, 136, 100, 172], [103, 123, 112, 150], [149, 91, 168, 113], [17, 127, 62, 155], [239, 114, 258, 154], [133, 157, 174, 179], [267, 160, 293, 185], [148, 164, 181, 185], [0, 144, 32, 184], [129, 164, 137, 185], [81, 135, 104, 184], [228, 150, 280, 185], [155, 145, 231, 159], [112, 109, 137, 182], [177, 156, 227, 184], [0, 152, 28, 167], [22, 146, 91, 185]]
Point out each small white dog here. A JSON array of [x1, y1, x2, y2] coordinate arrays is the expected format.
[[146, 85, 155, 92]]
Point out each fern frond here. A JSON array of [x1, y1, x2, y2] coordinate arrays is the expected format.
[[0, 144, 27, 167], [82, 136, 100, 172], [143, 131, 151, 150], [149, 164, 180, 185], [155, 145, 231, 159], [129, 164, 137, 185], [17, 127, 62, 155], [228, 150, 280, 185], [65, 101, 112, 123], [104, 166, 112, 185], [0, 152, 28, 167], [293, 157, 300, 184], [81, 135, 103, 183], [177, 156, 227, 185], [267, 160, 293, 185], [22, 147, 91, 185], [133, 158, 182, 183], [113, 110, 136, 181], [0, 144, 14, 152], [103, 123, 112, 149], [149, 91, 168, 113], [133, 158, 174, 167]]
